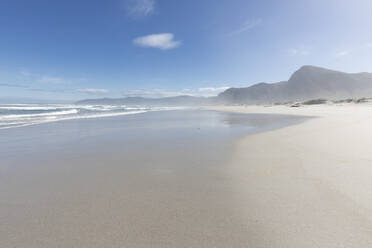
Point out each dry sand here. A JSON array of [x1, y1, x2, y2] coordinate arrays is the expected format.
[[207, 104, 372, 247]]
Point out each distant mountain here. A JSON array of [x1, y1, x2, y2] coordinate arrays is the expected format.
[[218, 66, 372, 104], [76, 66, 372, 106], [76, 95, 215, 106]]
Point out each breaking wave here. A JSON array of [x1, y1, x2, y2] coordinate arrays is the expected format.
[[0, 104, 183, 129]]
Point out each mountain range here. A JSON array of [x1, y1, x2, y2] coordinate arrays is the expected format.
[[76, 66, 372, 105]]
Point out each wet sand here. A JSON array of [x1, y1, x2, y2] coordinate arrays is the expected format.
[[0, 110, 305, 248]]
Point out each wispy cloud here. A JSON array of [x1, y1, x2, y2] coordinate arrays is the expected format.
[[20, 70, 37, 77], [198, 87, 229, 93], [122, 86, 230, 98], [39, 76, 71, 84], [123, 89, 187, 98], [335, 42, 372, 58], [126, 0, 155, 18], [229, 19, 262, 36], [28, 88, 68, 93], [20, 70, 85, 85], [133, 33, 181, 50], [77, 88, 109, 94], [27, 88, 109, 95], [289, 46, 310, 56], [335, 50, 351, 57], [15, 70, 108, 95], [0, 83, 29, 88]]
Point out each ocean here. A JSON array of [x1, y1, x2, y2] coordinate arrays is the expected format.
[[0, 103, 183, 129]]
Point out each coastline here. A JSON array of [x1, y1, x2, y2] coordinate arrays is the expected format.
[[0, 109, 305, 248], [207, 104, 372, 247], [3, 105, 372, 247]]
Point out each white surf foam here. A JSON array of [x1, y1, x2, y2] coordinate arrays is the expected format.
[[0, 109, 79, 120], [0, 104, 187, 130]]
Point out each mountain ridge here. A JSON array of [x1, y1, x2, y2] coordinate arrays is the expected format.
[[218, 65, 372, 104], [76, 66, 372, 105]]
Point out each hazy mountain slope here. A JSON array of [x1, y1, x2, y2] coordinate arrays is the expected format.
[[76, 66, 372, 106], [218, 66, 372, 104], [76, 95, 215, 106]]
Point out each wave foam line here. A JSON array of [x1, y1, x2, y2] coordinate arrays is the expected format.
[[0, 110, 148, 130], [0, 109, 78, 120]]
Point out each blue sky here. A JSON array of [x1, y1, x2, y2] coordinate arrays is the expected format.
[[1, 0, 372, 101]]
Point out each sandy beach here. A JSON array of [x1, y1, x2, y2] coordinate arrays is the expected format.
[[1, 106, 372, 247], [207, 104, 372, 247], [3, 0, 372, 246], [0, 109, 305, 248]]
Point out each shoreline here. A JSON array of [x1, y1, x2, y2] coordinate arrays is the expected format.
[[2, 105, 372, 247], [207, 104, 372, 247], [0, 109, 306, 248]]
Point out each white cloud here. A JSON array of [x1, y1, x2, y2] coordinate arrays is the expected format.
[[126, 0, 155, 18], [198, 87, 229, 93], [133, 33, 181, 50], [77, 88, 109, 94], [122, 87, 230, 98], [289, 46, 310, 56], [336, 50, 350, 57], [20, 70, 36, 77], [335, 42, 372, 58], [39, 76, 70, 84], [229, 19, 262, 36], [0, 82, 28, 88], [21, 71, 85, 85], [123, 89, 188, 98], [29, 88, 67, 93]]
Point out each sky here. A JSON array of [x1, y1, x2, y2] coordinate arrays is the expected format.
[[1, 0, 372, 102]]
